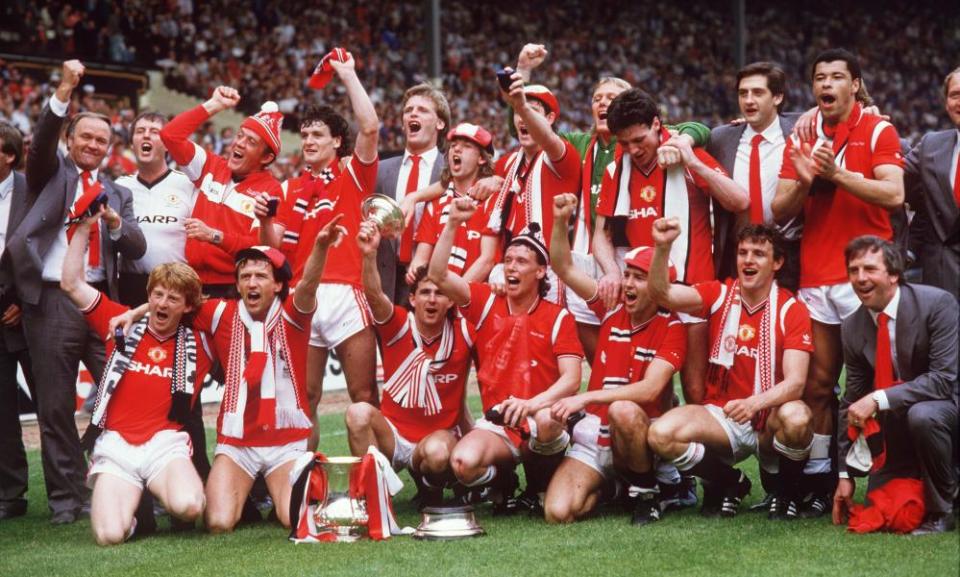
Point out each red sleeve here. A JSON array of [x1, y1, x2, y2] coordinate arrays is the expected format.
[[552, 310, 584, 359], [277, 177, 305, 230], [160, 105, 211, 166], [871, 123, 904, 169], [414, 200, 439, 245], [347, 154, 379, 198], [546, 140, 581, 181], [192, 299, 225, 334], [595, 160, 618, 217], [494, 152, 512, 177], [779, 136, 799, 180], [459, 282, 493, 326], [654, 316, 687, 370], [283, 295, 314, 334], [782, 299, 814, 352], [374, 305, 409, 343], [689, 149, 728, 189], [585, 294, 607, 319], [692, 280, 724, 320], [218, 179, 280, 255], [82, 292, 128, 342]]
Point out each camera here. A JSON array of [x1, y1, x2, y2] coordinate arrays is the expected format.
[[266, 197, 280, 217], [496, 67, 515, 92], [84, 192, 109, 218]]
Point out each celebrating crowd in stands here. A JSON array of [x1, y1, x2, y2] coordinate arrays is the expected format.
[[0, 2, 957, 548]]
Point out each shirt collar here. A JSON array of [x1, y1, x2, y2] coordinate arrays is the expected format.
[[868, 285, 901, 324], [404, 146, 439, 166], [0, 171, 13, 201], [743, 115, 784, 144], [76, 165, 100, 182]]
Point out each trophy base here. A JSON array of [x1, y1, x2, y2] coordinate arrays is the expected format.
[[315, 526, 368, 542]]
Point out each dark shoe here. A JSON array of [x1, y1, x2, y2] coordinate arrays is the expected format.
[[749, 493, 776, 512], [513, 490, 545, 518], [719, 472, 752, 518], [799, 493, 830, 519], [700, 480, 722, 517], [911, 513, 956, 536], [660, 478, 697, 511], [765, 494, 800, 520], [50, 508, 80, 525], [630, 493, 662, 526], [416, 487, 445, 511], [0, 500, 27, 520]]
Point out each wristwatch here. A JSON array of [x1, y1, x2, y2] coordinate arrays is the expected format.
[[212, 230, 223, 245]]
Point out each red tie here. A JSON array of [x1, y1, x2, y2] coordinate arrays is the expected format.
[[69, 171, 102, 267], [748, 134, 764, 224], [953, 153, 960, 208], [875, 312, 895, 391], [399, 154, 421, 264]]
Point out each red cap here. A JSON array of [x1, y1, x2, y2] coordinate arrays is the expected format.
[[308, 47, 349, 90], [524, 84, 559, 117], [447, 122, 494, 153], [241, 102, 283, 156], [235, 245, 292, 281], [623, 246, 676, 282]]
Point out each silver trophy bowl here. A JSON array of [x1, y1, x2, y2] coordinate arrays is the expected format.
[[313, 456, 369, 542], [361, 193, 406, 239], [413, 505, 485, 540]]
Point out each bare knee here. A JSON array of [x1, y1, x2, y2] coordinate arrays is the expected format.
[[205, 507, 238, 534], [92, 519, 129, 547], [418, 437, 453, 474], [608, 401, 648, 432], [646, 419, 674, 455], [533, 408, 562, 440], [544, 497, 575, 524], [168, 490, 205, 521], [777, 401, 812, 434], [344, 402, 377, 434], [450, 445, 482, 480]]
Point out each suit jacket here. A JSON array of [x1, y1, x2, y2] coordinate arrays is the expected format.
[[7, 104, 145, 306], [373, 152, 444, 302], [706, 113, 799, 280], [0, 171, 32, 352], [838, 283, 959, 476], [904, 129, 960, 299]]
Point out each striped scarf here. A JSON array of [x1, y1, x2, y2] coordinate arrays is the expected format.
[[90, 316, 197, 430], [707, 280, 778, 431], [381, 313, 456, 416], [220, 299, 312, 439], [281, 168, 336, 251]]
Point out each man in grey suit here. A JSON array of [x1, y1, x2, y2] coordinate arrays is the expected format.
[[0, 122, 36, 521], [374, 83, 449, 304], [9, 60, 146, 524], [904, 67, 960, 300], [834, 236, 957, 535], [707, 62, 801, 290]]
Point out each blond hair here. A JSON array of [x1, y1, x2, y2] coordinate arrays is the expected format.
[[147, 263, 204, 312]]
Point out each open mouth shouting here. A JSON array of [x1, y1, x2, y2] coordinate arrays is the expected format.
[[741, 266, 759, 280], [505, 274, 521, 288], [818, 93, 837, 109], [245, 289, 262, 307], [154, 309, 169, 322], [623, 288, 638, 305], [451, 153, 463, 171], [407, 120, 422, 136]]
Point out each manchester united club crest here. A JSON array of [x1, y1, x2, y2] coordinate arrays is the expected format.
[[738, 324, 756, 342], [166, 193, 181, 207], [241, 198, 255, 216], [639, 185, 657, 203], [147, 347, 167, 363]]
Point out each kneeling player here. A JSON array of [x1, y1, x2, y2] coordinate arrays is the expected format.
[[545, 194, 686, 525], [647, 218, 814, 519], [429, 197, 583, 514], [345, 220, 473, 507], [61, 210, 210, 545]]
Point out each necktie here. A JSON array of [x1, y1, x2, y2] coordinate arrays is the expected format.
[[952, 151, 959, 208], [69, 171, 102, 267], [399, 154, 421, 264], [875, 312, 894, 391], [748, 134, 765, 224]]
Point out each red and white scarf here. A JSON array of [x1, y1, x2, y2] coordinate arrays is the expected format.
[[488, 149, 555, 238], [289, 447, 412, 543], [381, 313, 458, 416], [708, 280, 778, 430], [220, 299, 312, 439], [281, 167, 337, 251], [607, 132, 692, 282]]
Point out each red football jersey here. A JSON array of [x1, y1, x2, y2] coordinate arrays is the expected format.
[[695, 280, 814, 407], [414, 188, 499, 275], [460, 283, 583, 411], [585, 299, 686, 420], [84, 293, 211, 444], [779, 105, 903, 287], [376, 305, 474, 442], [596, 145, 725, 284], [194, 297, 314, 447], [286, 155, 379, 286]]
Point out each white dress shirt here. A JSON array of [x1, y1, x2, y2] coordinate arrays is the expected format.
[[732, 117, 800, 238], [866, 286, 901, 411]]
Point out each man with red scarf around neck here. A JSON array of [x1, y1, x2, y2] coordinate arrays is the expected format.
[[429, 197, 583, 515], [647, 217, 815, 520], [772, 48, 905, 516]]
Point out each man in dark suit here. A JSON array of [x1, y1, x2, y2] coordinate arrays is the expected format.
[[834, 236, 957, 535], [374, 83, 449, 304], [904, 67, 960, 301], [8, 60, 145, 524], [707, 62, 801, 290], [0, 121, 36, 521]]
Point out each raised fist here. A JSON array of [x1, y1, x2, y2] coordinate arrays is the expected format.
[[60, 60, 85, 90], [651, 217, 682, 247], [517, 43, 548, 72], [448, 196, 477, 224], [552, 193, 578, 221]]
